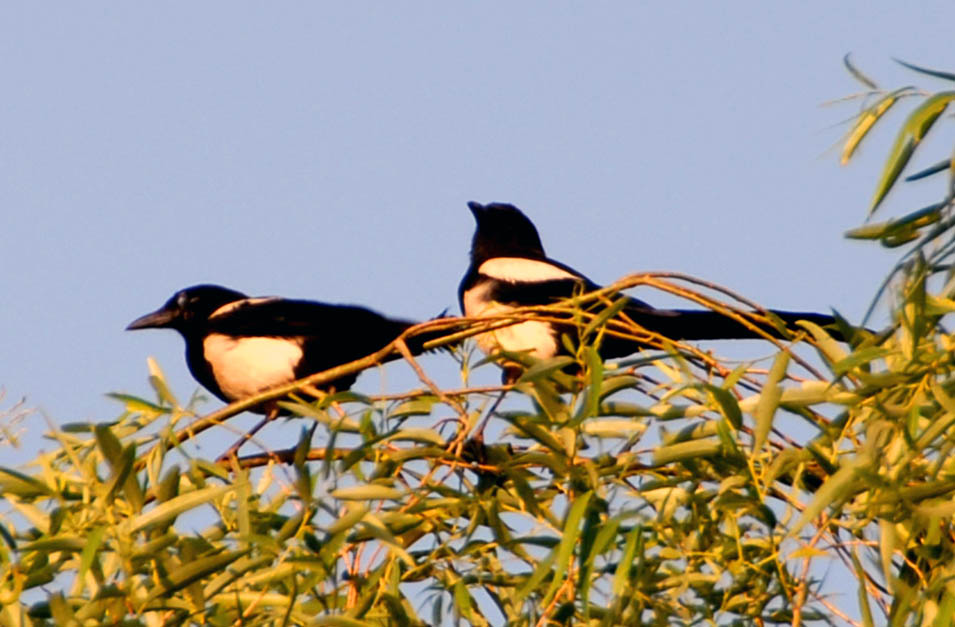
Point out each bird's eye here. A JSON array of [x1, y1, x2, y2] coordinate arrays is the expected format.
[[176, 292, 188, 309]]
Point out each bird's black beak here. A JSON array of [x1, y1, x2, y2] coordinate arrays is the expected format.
[[126, 307, 178, 330], [467, 201, 486, 219]]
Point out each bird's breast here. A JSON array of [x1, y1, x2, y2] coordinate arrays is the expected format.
[[462, 284, 558, 360], [202, 334, 304, 401]]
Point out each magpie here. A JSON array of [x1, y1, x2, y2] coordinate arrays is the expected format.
[[459, 202, 847, 369], [127, 284, 440, 412]]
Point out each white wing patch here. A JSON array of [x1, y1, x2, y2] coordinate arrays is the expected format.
[[210, 297, 280, 319], [478, 257, 580, 284], [203, 334, 303, 401]]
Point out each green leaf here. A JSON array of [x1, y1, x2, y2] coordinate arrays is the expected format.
[[389, 397, 436, 418], [77, 526, 106, 585], [518, 356, 576, 383], [129, 485, 234, 534], [581, 419, 647, 439], [753, 352, 788, 452], [844, 53, 878, 90], [453, 579, 474, 622], [581, 296, 630, 340], [147, 357, 180, 407], [381, 428, 444, 446], [612, 525, 641, 596], [0, 467, 54, 498], [870, 91, 955, 213], [331, 485, 403, 501], [652, 438, 722, 466], [105, 392, 165, 414], [845, 202, 944, 241], [831, 346, 892, 375], [842, 88, 905, 165], [703, 383, 743, 430], [904, 158, 952, 181], [543, 491, 593, 605], [789, 458, 864, 537], [326, 504, 368, 535], [143, 549, 246, 605], [850, 547, 876, 627], [894, 58, 955, 83]]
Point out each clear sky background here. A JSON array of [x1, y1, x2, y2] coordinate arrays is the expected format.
[[3, 4, 954, 456]]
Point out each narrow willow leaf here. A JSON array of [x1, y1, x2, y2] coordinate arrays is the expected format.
[[572, 346, 603, 426], [870, 91, 955, 213], [129, 485, 233, 534], [580, 516, 621, 618], [612, 526, 641, 596], [105, 393, 165, 414], [143, 549, 246, 604], [21, 537, 88, 553], [326, 504, 368, 536], [581, 296, 629, 340], [77, 526, 106, 586], [147, 357, 179, 407], [831, 347, 892, 375], [357, 514, 414, 566], [841, 89, 904, 165], [652, 438, 722, 466], [94, 424, 123, 466], [506, 470, 542, 517], [507, 415, 565, 454], [0, 467, 54, 498], [905, 158, 952, 181], [797, 320, 848, 366], [381, 428, 444, 446], [331, 485, 403, 501], [846, 202, 944, 244], [543, 491, 593, 605], [581, 419, 647, 439], [844, 53, 878, 90], [314, 615, 376, 627], [389, 398, 436, 418], [518, 356, 576, 382], [453, 579, 474, 622], [789, 459, 862, 537], [703, 383, 743, 430], [598, 375, 640, 400], [850, 548, 876, 627], [753, 352, 788, 453], [894, 57, 955, 82]]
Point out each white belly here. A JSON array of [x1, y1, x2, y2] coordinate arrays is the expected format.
[[203, 334, 303, 400], [463, 285, 558, 360]]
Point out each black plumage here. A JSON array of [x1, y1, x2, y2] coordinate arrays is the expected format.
[[127, 284, 437, 412], [459, 202, 847, 364]]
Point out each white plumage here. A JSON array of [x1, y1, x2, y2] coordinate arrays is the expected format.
[[203, 333, 303, 400]]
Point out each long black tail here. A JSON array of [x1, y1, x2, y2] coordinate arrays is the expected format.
[[599, 307, 845, 359], [398, 315, 463, 357]]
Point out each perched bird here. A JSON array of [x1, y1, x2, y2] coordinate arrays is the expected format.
[[127, 284, 441, 411], [459, 202, 848, 370]]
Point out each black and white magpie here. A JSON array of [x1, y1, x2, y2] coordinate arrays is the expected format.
[[458, 202, 847, 368], [127, 284, 438, 411]]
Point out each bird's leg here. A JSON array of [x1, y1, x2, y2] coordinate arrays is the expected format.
[[217, 404, 280, 463], [470, 363, 521, 444]]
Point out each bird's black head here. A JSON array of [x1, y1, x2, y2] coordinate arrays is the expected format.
[[467, 201, 546, 263], [126, 284, 248, 334]]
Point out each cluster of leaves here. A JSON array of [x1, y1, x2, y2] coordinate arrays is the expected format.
[[1, 286, 864, 626], [2, 57, 955, 626], [833, 57, 955, 625]]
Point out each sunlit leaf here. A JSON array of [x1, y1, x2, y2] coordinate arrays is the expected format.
[[870, 91, 955, 213]]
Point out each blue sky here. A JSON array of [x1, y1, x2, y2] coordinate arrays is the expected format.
[[2, 4, 954, 454]]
